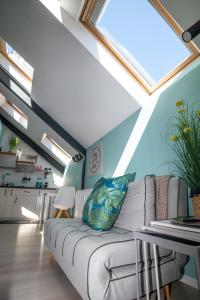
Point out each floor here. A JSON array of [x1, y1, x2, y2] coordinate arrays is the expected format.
[[0, 224, 199, 300]]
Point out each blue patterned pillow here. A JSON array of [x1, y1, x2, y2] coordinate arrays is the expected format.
[[82, 174, 130, 231]]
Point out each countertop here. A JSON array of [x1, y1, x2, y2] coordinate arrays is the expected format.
[[0, 185, 57, 191]]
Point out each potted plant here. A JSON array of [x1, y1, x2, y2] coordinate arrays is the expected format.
[[169, 100, 200, 217], [9, 135, 20, 152]]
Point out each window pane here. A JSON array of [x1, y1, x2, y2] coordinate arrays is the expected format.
[[1, 100, 28, 129], [41, 134, 71, 165], [6, 43, 34, 78], [90, 0, 191, 86]]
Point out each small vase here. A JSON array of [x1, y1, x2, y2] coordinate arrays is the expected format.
[[192, 195, 200, 218]]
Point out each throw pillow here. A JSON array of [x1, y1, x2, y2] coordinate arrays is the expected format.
[[82, 174, 130, 231]]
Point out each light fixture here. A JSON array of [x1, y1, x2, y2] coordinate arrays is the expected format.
[[72, 153, 83, 162], [182, 20, 200, 43]]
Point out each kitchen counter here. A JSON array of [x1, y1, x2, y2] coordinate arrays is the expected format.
[[0, 185, 57, 190]]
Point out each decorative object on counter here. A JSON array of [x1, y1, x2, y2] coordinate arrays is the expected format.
[[9, 134, 20, 151], [35, 177, 43, 189], [44, 168, 52, 178], [22, 175, 31, 183], [44, 181, 48, 189], [53, 186, 75, 218], [169, 100, 200, 217]]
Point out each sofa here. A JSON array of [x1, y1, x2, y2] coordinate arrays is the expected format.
[[44, 175, 188, 300]]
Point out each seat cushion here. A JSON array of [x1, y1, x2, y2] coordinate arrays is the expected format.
[[44, 218, 174, 300], [82, 175, 130, 231]]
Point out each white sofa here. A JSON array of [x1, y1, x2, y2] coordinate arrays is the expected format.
[[44, 176, 188, 300]]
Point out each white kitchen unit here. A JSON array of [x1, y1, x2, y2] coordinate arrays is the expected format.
[[3, 188, 15, 218], [0, 187, 8, 217], [0, 187, 57, 221], [12, 189, 40, 220]]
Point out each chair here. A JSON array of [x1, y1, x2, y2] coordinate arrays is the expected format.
[[53, 186, 75, 218]]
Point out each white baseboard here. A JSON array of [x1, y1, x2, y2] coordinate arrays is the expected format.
[[180, 275, 198, 289]]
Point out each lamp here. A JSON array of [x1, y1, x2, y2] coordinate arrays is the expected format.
[[53, 186, 75, 218], [182, 20, 200, 43], [72, 153, 83, 162]]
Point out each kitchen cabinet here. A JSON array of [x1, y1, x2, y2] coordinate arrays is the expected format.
[[0, 187, 8, 217], [3, 188, 15, 218], [0, 187, 57, 221], [12, 189, 40, 220]]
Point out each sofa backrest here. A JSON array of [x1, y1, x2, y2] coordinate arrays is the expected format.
[[114, 176, 155, 231], [74, 188, 92, 218], [74, 176, 188, 231]]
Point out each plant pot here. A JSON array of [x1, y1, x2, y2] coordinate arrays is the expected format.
[[192, 195, 200, 218]]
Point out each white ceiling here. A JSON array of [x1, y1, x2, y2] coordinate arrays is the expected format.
[[0, 0, 140, 148]]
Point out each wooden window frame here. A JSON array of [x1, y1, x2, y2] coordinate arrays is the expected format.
[[80, 0, 200, 94], [0, 38, 32, 81], [6, 100, 28, 121], [42, 134, 72, 161]]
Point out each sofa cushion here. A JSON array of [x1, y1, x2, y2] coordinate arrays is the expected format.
[[82, 174, 130, 231], [114, 176, 155, 231], [74, 188, 92, 218]]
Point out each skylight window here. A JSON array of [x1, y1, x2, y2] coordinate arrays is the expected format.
[[1, 100, 28, 129], [5, 43, 34, 79], [81, 0, 199, 93], [0, 38, 33, 92], [41, 134, 71, 165]]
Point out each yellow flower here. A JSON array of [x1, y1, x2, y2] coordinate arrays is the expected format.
[[183, 127, 192, 134], [178, 109, 186, 113], [176, 100, 184, 107], [170, 135, 178, 142], [196, 110, 200, 117]]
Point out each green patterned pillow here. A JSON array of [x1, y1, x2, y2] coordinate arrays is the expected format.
[[82, 174, 130, 231]]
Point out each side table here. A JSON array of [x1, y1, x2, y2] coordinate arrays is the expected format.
[[134, 228, 200, 300]]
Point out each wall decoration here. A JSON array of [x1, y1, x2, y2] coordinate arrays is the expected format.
[[88, 144, 103, 176]]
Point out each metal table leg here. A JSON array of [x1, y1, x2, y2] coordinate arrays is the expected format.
[[135, 238, 140, 300], [153, 244, 160, 300], [143, 241, 150, 300]]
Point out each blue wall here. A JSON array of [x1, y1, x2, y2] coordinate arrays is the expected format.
[[85, 60, 200, 279]]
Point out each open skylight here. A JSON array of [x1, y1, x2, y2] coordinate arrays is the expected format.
[[41, 133, 71, 165], [1, 100, 28, 129], [0, 38, 33, 92], [81, 0, 199, 93], [5, 43, 34, 79]]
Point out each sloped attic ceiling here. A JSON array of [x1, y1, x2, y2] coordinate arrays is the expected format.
[[0, 0, 140, 148], [0, 0, 199, 150]]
